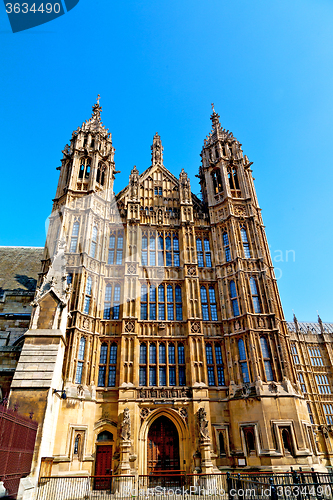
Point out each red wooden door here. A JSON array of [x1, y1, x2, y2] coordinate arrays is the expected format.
[[95, 445, 112, 490], [147, 416, 180, 474]]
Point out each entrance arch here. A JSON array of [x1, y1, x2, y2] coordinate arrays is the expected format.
[[147, 416, 180, 473]]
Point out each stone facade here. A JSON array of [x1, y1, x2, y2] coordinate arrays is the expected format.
[[4, 100, 333, 493]]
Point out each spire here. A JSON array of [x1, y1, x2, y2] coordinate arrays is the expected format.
[[293, 312, 299, 333], [151, 132, 163, 167], [210, 102, 221, 130], [318, 314, 324, 334], [81, 95, 109, 135]]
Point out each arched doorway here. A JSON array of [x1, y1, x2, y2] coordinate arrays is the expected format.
[[147, 416, 180, 474]]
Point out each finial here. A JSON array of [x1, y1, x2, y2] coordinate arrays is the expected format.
[[97, 94, 101, 105], [211, 102, 215, 113]]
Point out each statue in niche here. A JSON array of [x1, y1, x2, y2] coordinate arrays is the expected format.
[[121, 407, 131, 441], [198, 407, 210, 441]]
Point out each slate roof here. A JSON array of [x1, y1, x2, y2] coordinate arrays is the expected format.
[[0, 247, 43, 297]]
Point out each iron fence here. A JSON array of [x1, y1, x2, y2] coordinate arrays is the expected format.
[[36, 470, 333, 500]]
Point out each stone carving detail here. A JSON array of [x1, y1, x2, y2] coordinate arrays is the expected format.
[[138, 388, 192, 399], [258, 317, 265, 328], [121, 408, 131, 441], [82, 317, 91, 331], [186, 265, 196, 277], [179, 408, 188, 423], [140, 408, 151, 419], [179, 169, 191, 204], [125, 320, 135, 333], [32, 237, 71, 307], [234, 205, 246, 216], [234, 320, 241, 331], [129, 165, 139, 201], [269, 382, 278, 394], [127, 263, 137, 275], [242, 384, 251, 398], [198, 407, 210, 442], [191, 322, 201, 334], [77, 385, 84, 398]]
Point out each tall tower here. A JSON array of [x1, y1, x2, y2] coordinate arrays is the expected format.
[[198, 105, 315, 468]]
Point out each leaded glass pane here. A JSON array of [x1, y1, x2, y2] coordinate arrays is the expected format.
[[100, 344, 108, 364]]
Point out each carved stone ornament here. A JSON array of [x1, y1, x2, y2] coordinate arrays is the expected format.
[[187, 265, 196, 277], [191, 322, 201, 334], [82, 317, 91, 331], [125, 320, 135, 333], [32, 238, 71, 307], [179, 408, 188, 422], [198, 407, 210, 442], [258, 317, 265, 328], [269, 382, 278, 394], [234, 206, 246, 216], [77, 385, 84, 398], [127, 263, 137, 275], [140, 408, 150, 420], [121, 408, 131, 441], [242, 384, 251, 398]]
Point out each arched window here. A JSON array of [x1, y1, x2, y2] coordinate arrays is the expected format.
[[215, 344, 225, 386], [141, 236, 148, 266], [197, 236, 212, 267], [201, 286, 209, 320], [240, 227, 251, 258], [149, 236, 156, 266], [98, 343, 108, 386], [169, 343, 176, 386], [159, 343, 166, 385], [78, 157, 91, 180], [209, 287, 217, 320], [116, 233, 123, 265], [178, 344, 186, 386], [173, 237, 180, 266], [139, 343, 147, 386], [96, 162, 106, 185], [90, 226, 98, 258], [97, 431, 113, 442], [70, 221, 79, 253], [158, 236, 164, 266], [238, 338, 250, 383], [206, 344, 215, 386], [103, 284, 112, 319], [108, 234, 115, 264], [229, 281, 240, 317], [158, 285, 165, 320], [167, 285, 174, 320], [75, 337, 86, 384], [219, 432, 225, 455], [281, 428, 293, 455], [175, 285, 182, 321], [74, 434, 81, 455], [149, 343, 157, 386], [149, 286, 156, 320], [260, 337, 274, 381], [83, 277, 92, 314], [223, 232, 231, 262], [250, 277, 261, 313], [196, 239, 204, 267], [140, 284, 148, 320], [244, 427, 256, 455], [212, 170, 223, 194], [165, 236, 172, 266], [113, 285, 121, 319], [204, 239, 212, 267], [108, 343, 117, 387], [205, 343, 225, 386]]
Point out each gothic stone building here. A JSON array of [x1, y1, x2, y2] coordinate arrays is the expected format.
[[5, 100, 333, 491]]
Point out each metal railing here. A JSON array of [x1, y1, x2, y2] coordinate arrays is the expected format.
[[36, 469, 333, 500]]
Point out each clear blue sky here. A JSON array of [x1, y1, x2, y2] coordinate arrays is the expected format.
[[1, 0, 332, 322]]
